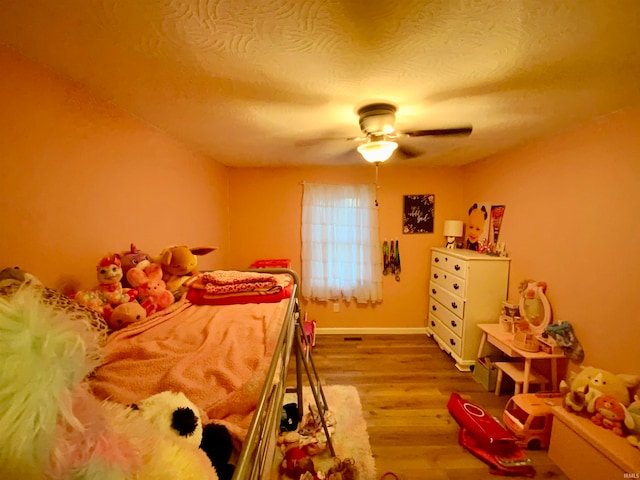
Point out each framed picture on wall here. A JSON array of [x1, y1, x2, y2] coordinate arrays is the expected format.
[[403, 194, 435, 234]]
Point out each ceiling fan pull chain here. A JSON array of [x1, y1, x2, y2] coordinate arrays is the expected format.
[[374, 163, 379, 206]]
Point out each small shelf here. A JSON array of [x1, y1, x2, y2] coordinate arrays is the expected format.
[[494, 361, 548, 395]]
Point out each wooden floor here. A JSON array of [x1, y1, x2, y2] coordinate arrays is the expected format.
[[289, 333, 569, 480]]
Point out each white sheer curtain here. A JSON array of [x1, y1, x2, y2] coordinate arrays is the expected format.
[[301, 183, 383, 303]]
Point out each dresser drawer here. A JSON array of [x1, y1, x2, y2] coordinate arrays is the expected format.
[[429, 298, 463, 337], [431, 266, 467, 298], [429, 314, 463, 357], [431, 251, 468, 277], [429, 281, 465, 318]]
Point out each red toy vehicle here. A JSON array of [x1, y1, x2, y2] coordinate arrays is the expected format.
[[502, 393, 561, 450]]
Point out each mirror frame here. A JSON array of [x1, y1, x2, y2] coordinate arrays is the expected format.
[[518, 280, 552, 335]]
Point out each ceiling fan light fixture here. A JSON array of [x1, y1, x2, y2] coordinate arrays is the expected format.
[[357, 140, 398, 163]]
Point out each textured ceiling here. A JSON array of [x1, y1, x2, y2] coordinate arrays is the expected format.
[[1, 0, 640, 167]]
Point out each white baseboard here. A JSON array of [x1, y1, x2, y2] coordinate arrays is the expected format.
[[315, 327, 428, 335]]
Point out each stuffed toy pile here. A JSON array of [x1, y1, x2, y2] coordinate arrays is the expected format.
[[560, 365, 640, 446], [68, 245, 216, 331], [0, 281, 227, 480]]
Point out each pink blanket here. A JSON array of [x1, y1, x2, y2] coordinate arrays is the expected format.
[[90, 297, 288, 445]]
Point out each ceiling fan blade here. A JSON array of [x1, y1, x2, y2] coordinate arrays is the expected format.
[[400, 126, 473, 137], [295, 134, 367, 147], [396, 143, 422, 159]]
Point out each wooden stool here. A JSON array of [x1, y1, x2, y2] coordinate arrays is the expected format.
[[494, 361, 548, 395]]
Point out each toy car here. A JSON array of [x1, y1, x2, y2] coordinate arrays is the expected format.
[[502, 393, 562, 450]]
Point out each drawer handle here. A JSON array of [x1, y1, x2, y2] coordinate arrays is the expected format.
[[451, 320, 457, 328], [435, 257, 440, 263], [451, 302, 458, 309], [449, 338, 456, 346], [453, 283, 459, 290], [431, 288, 437, 294], [432, 305, 437, 311], [431, 320, 436, 327], [433, 273, 439, 279], [454, 264, 461, 271]]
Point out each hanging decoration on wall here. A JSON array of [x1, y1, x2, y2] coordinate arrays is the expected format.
[[382, 240, 390, 274], [393, 239, 401, 281], [402, 194, 435, 234], [382, 239, 401, 281]]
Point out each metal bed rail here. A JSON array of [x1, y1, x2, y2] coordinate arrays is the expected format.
[[232, 268, 301, 480]]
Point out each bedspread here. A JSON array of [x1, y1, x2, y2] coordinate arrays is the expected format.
[[90, 297, 288, 446]]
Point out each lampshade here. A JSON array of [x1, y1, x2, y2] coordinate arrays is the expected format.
[[357, 140, 398, 163], [443, 220, 463, 237]]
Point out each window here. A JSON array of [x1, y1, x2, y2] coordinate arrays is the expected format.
[[301, 183, 382, 303]]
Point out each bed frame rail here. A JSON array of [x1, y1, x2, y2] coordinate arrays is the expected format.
[[232, 268, 301, 480]]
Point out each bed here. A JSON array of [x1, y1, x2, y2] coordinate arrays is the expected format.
[[89, 267, 304, 480]]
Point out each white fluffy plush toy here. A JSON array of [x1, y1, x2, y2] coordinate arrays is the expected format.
[[0, 283, 218, 480]]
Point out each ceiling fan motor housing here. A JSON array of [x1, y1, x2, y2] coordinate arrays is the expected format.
[[358, 103, 397, 136]]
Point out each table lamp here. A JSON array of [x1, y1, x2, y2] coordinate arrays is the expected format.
[[443, 220, 463, 249]]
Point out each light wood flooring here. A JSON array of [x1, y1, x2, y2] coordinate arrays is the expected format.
[[290, 333, 569, 480]]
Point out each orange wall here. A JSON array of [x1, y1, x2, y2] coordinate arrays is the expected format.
[[228, 165, 466, 329], [2, 44, 637, 373], [0, 46, 230, 289], [228, 111, 640, 372], [463, 108, 640, 373]]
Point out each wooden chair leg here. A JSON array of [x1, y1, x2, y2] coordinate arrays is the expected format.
[[514, 382, 521, 395]]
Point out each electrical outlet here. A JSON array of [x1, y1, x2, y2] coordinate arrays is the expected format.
[[333, 302, 340, 313]]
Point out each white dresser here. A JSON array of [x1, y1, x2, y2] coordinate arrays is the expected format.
[[426, 247, 510, 371]]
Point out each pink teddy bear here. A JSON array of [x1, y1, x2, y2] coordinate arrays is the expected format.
[[126, 264, 175, 316]]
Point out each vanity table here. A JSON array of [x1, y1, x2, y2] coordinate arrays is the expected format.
[[477, 323, 566, 394]]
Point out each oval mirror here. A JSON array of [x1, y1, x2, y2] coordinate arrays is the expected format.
[[518, 280, 552, 335]]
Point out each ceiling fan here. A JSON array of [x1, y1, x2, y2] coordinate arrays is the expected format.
[[352, 102, 473, 163]]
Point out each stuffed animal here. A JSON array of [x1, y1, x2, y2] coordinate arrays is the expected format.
[[95, 254, 138, 303], [64, 389, 219, 480], [132, 391, 235, 480], [120, 243, 152, 287], [590, 394, 634, 436], [127, 263, 175, 315], [280, 446, 318, 479], [0, 265, 26, 287], [560, 365, 640, 414], [626, 395, 640, 449], [73, 254, 138, 320], [200, 423, 235, 480], [0, 265, 43, 290], [158, 245, 216, 297], [108, 301, 147, 331], [326, 457, 358, 480], [0, 283, 219, 480], [132, 391, 204, 446]]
